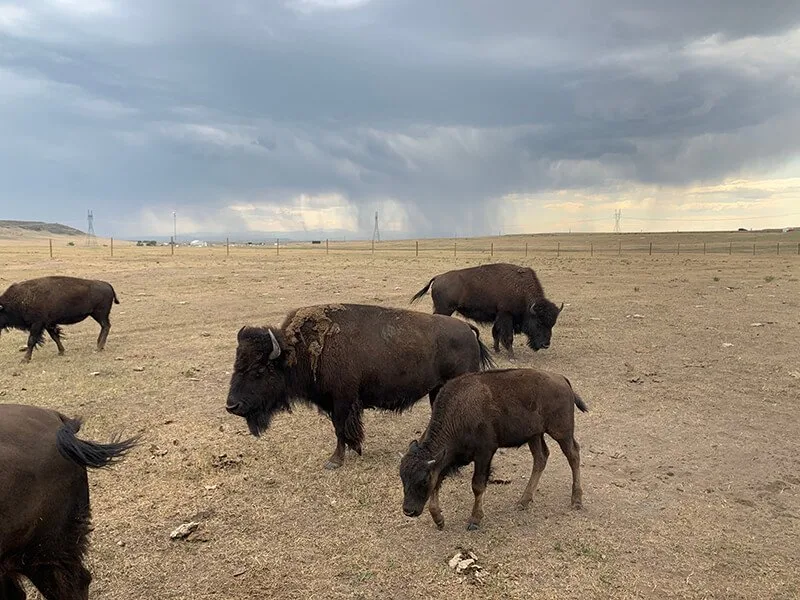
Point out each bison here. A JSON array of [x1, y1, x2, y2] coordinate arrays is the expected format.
[[399, 368, 587, 530], [0, 275, 120, 363], [0, 403, 138, 599], [225, 303, 494, 469], [410, 262, 563, 358]]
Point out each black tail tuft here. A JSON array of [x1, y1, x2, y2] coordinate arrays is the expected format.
[[564, 376, 589, 412], [56, 418, 139, 469], [469, 324, 496, 370], [111, 285, 120, 304], [410, 278, 435, 304]]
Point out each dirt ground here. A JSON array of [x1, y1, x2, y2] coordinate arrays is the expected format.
[[1, 232, 798, 599]]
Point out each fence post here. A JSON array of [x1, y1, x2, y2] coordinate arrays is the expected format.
[[618, 241, 621, 256], [753, 243, 756, 256], [490, 242, 493, 257], [371, 238, 375, 255], [677, 242, 680, 255], [557, 241, 560, 257], [454, 241, 457, 258], [226, 237, 230, 257], [171, 236, 174, 256], [703, 242, 706, 255], [111, 237, 114, 257], [326, 239, 329, 255], [525, 242, 528, 257], [649, 242, 652, 256], [777, 242, 780, 255], [729, 241, 732, 255], [415, 240, 419, 257], [49, 238, 53, 259], [590, 243, 593, 257]]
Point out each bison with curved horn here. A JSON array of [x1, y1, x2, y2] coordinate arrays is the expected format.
[[0, 403, 138, 599], [410, 262, 563, 358], [225, 303, 494, 469]]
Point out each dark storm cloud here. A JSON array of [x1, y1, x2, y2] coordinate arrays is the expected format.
[[1, 0, 799, 236]]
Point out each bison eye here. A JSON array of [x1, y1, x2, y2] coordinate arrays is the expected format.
[[256, 365, 266, 375]]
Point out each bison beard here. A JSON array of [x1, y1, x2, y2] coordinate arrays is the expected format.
[[244, 397, 291, 437]]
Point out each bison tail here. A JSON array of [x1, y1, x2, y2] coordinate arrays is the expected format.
[[563, 376, 589, 412], [56, 418, 139, 469], [111, 285, 120, 304], [409, 277, 435, 304], [469, 324, 496, 370]]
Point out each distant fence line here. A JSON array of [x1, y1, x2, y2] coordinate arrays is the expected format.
[[36, 237, 800, 259]]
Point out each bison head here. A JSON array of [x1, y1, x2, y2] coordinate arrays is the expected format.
[[225, 326, 290, 437], [399, 440, 445, 517], [522, 298, 563, 351]]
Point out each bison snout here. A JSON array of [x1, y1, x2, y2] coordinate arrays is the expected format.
[[403, 507, 422, 518], [541, 342, 550, 349]]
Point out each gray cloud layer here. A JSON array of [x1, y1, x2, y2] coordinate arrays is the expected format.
[[1, 1, 799, 236]]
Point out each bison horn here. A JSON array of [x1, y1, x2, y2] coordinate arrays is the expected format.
[[267, 328, 281, 360], [558, 302, 564, 313], [426, 459, 436, 466]]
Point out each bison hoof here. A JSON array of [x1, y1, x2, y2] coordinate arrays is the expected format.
[[571, 501, 583, 510], [434, 520, 445, 530], [466, 522, 480, 531], [323, 460, 342, 470], [516, 501, 531, 511]]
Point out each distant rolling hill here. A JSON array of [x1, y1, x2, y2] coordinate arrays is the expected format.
[[0, 220, 85, 236]]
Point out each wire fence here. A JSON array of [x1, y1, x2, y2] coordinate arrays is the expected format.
[[27, 236, 800, 260]]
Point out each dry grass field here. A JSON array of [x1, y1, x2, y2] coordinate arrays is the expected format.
[[1, 231, 799, 599]]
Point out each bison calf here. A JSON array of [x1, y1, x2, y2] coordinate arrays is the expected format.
[[226, 303, 494, 469], [0, 275, 120, 362], [0, 403, 137, 599], [399, 368, 587, 530]]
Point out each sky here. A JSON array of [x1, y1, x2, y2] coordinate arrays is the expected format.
[[1, 0, 799, 240]]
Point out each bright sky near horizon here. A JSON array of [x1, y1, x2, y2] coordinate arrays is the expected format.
[[1, 1, 799, 238]]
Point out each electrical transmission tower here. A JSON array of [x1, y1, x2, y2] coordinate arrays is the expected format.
[[613, 209, 622, 234], [372, 210, 380, 243], [86, 210, 97, 246]]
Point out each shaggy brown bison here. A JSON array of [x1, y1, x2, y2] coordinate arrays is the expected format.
[[399, 368, 587, 530], [225, 303, 494, 469], [0, 403, 137, 599], [0, 276, 120, 363], [410, 262, 563, 358]]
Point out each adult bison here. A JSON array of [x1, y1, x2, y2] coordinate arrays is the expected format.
[[0, 403, 137, 599], [225, 303, 494, 469], [410, 262, 563, 358], [0, 275, 120, 363]]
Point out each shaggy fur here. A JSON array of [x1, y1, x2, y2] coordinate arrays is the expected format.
[[399, 368, 587, 530], [0, 276, 120, 363], [0, 404, 137, 599], [226, 303, 494, 469], [410, 262, 563, 357]]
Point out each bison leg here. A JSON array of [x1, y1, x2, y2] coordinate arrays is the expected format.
[[324, 402, 364, 469], [0, 576, 26, 600], [91, 314, 111, 351], [22, 323, 44, 363], [428, 473, 446, 530], [47, 326, 66, 355], [428, 385, 442, 407], [556, 435, 583, 509], [25, 562, 91, 600], [517, 434, 549, 509], [466, 452, 494, 530], [492, 313, 515, 358]]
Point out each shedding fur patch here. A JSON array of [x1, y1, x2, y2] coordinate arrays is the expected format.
[[283, 304, 345, 378]]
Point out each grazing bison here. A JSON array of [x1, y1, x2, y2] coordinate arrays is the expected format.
[[0, 275, 120, 363], [399, 368, 587, 530], [0, 403, 137, 599], [410, 262, 563, 358], [225, 303, 494, 469]]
